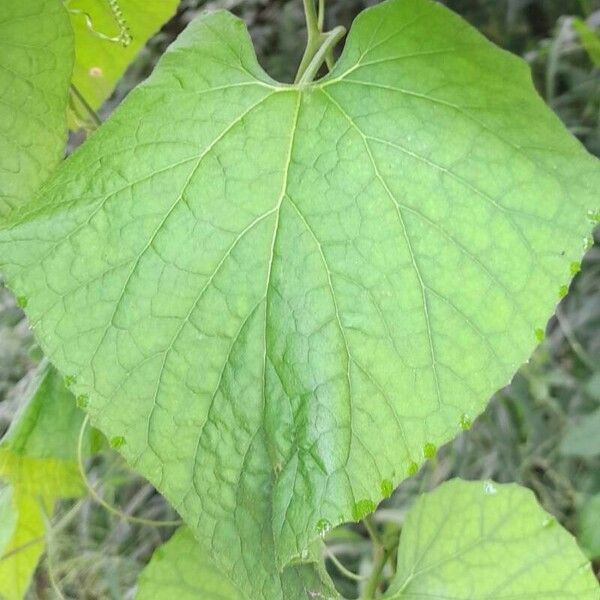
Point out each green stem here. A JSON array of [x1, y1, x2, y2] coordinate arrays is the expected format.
[[297, 26, 346, 85], [295, 0, 321, 83], [361, 547, 388, 599], [364, 515, 382, 546], [318, 0, 326, 30], [295, 0, 345, 84], [360, 516, 387, 599], [324, 544, 369, 582], [77, 415, 181, 527], [295, 38, 321, 84], [70, 84, 101, 129], [40, 500, 67, 600], [303, 0, 319, 34], [325, 48, 335, 70]]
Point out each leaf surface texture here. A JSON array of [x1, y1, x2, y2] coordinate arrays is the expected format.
[[384, 479, 599, 599], [0, 0, 73, 216], [1, 0, 599, 596]]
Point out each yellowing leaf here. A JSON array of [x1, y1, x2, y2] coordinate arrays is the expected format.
[[0, 485, 17, 555], [0, 492, 48, 600], [68, 0, 180, 110], [0, 365, 86, 599]]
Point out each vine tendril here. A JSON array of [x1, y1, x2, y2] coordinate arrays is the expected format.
[[64, 0, 132, 47], [77, 415, 181, 527]]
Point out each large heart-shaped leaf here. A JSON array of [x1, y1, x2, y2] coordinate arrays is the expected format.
[[384, 479, 599, 599], [1, 0, 599, 596], [0, 0, 73, 216]]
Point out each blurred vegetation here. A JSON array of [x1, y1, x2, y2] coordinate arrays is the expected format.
[[0, 0, 599, 597]]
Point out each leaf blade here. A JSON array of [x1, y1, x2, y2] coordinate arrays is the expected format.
[[0, 0, 73, 216], [0, 364, 86, 598], [1, 0, 599, 596], [135, 528, 239, 600], [68, 0, 180, 111], [384, 479, 599, 599]]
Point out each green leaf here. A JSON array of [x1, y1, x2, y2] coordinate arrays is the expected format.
[[0, 485, 17, 555], [0, 363, 84, 497], [1, 362, 90, 463], [136, 527, 335, 600], [135, 528, 244, 600], [383, 479, 599, 599], [578, 493, 600, 560], [1, 0, 599, 596], [573, 18, 600, 67], [560, 407, 600, 457], [0, 0, 73, 217], [0, 491, 49, 600], [68, 0, 180, 110], [0, 363, 85, 599]]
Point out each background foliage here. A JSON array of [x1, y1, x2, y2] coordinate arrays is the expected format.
[[0, 0, 599, 597]]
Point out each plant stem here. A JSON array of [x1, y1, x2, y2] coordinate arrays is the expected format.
[[77, 415, 181, 527], [295, 0, 346, 84], [297, 26, 346, 84], [295, 0, 322, 83], [40, 500, 67, 600], [70, 84, 101, 129], [303, 0, 319, 34], [324, 544, 369, 582], [361, 547, 388, 599], [318, 0, 326, 30], [360, 516, 388, 599], [363, 514, 382, 546]]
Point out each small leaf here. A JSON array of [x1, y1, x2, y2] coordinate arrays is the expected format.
[[0, 0, 73, 216], [383, 479, 599, 598]]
